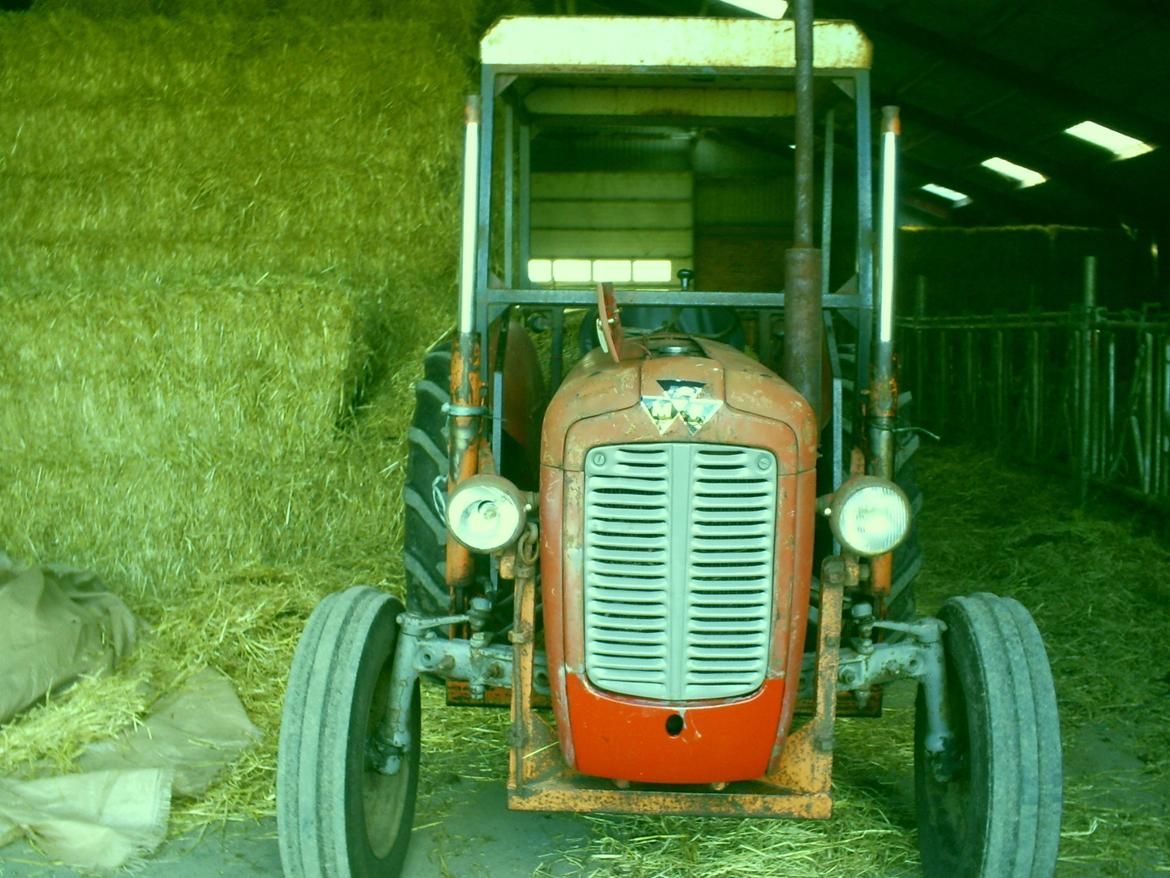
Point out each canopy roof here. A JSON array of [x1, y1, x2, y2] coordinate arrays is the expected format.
[[481, 16, 872, 72]]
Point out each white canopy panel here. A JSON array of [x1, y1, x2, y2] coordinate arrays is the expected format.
[[481, 17, 872, 72]]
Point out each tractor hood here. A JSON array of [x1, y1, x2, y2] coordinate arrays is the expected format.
[[541, 333, 819, 473]]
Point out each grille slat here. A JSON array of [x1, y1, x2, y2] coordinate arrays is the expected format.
[[584, 442, 777, 701]]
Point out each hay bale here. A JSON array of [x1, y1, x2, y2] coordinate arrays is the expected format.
[[0, 9, 480, 312], [0, 1, 481, 830], [0, 281, 356, 589], [0, 0, 490, 590]]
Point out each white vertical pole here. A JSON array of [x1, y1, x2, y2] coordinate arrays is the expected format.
[[458, 97, 481, 336], [878, 108, 899, 348]]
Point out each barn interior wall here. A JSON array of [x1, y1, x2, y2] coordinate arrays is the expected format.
[[529, 129, 804, 291], [900, 226, 1160, 314], [529, 170, 694, 279], [691, 133, 793, 291]]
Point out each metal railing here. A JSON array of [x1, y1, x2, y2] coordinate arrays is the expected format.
[[898, 260, 1170, 507]]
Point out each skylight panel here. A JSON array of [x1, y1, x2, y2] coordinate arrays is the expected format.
[[632, 260, 673, 283], [552, 259, 592, 283], [1064, 120, 1154, 160], [980, 157, 1047, 188], [921, 183, 972, 207]]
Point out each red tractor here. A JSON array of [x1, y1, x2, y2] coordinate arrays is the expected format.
[[276, 5, 1062, 877]]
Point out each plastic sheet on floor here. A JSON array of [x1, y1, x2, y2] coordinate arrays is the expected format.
[[80, 667, 260, 798]]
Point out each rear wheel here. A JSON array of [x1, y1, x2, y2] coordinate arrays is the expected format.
[[402, 341, 517, 633], [915, 592, 1061, 878], [277, 587, 420, 878], [887, 442, 923, 621], [403, 344, 454, 617]]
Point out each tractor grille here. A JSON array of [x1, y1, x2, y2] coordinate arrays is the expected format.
[[583, 443, 776, 701]]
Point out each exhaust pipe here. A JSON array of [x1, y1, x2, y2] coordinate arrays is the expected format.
[[782, 0, 824, 420]]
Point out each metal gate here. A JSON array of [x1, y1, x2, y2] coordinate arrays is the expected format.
[[898, 259, 1170, 507]]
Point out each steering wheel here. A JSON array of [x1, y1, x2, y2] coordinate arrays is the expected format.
[[595, 281, 624, 363]]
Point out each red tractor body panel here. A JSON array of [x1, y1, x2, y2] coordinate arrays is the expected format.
[[564, 674, 787, 783], [539, 335, 818, 783]]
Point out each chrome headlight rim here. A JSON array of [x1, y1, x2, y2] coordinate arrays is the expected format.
[[828, 475, 912, 557], [446, 474, 528, 554]]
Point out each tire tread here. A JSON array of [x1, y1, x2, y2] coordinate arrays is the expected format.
[[917, 593, 1061, 878], [404, 345, 453, 617], [277, 587, 418, 878]]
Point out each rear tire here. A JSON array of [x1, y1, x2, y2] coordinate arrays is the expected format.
[[915, 592, 1061, 878], [277, 587, 420, 878], [887, 446, 923, 621], [402, 341, 518, 634], [403, 344, 454, 616]]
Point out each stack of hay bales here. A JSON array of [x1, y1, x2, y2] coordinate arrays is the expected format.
[[0, 3, 497, 585], [0, 0, 503, 825]]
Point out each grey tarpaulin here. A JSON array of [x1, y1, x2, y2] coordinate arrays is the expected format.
[[0, 768, 172, 871], [0, 670, 258, 870], [0, 553, 136, 725], [0, 553, 259, 871], [79, 667, 261, 797]]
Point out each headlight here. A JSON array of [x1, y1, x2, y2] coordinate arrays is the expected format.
[[828, 476, 911, 557], [447, 475, 527, 553]]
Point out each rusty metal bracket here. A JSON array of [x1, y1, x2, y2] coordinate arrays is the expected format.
[[810, 563, 845, 755], [821, 555, 860, 590], [375, 610, 550, 775], [836, 616, 951, 753]]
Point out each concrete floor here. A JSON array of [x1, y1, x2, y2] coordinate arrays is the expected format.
[[2, 681, 1165, 876], [0, 779, 589, 878]]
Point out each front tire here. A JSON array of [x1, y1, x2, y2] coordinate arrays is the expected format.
[[915, 592, 1062, 878], [277, 587, 420, 878]]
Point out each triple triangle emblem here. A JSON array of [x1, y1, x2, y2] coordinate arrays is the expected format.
[[640, 380, 723, 435]]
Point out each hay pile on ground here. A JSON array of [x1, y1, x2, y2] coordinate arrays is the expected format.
[[0, 281, 437, 826], [909, 446, 1170, 876]]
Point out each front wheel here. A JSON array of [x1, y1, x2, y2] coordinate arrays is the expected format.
[[277, 587, 420, 878], [915, 592, 1062, 878]]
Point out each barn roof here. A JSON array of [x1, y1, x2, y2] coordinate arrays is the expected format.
[[554, 0, 1169, 239]]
